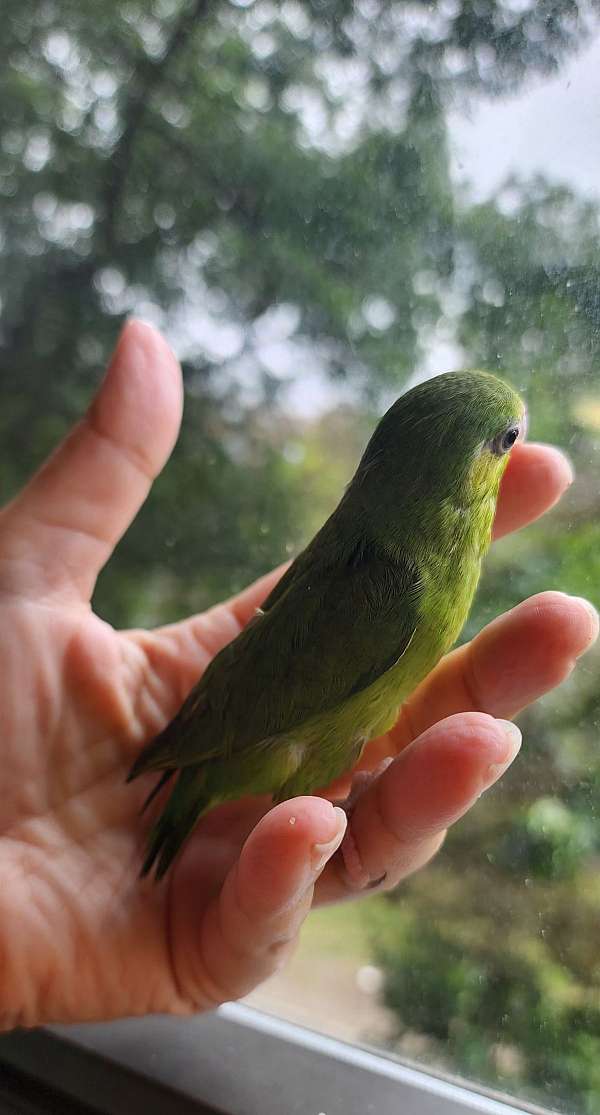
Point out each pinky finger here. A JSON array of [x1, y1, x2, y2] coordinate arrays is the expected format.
[[170, 798, 346, 1010]]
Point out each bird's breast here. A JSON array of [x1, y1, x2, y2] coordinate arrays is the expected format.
[[414, 494, 494, 669]]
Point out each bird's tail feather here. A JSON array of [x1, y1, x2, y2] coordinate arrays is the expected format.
[[140, 768, 174, 815], [141, 766, 210, 880], [126, 722, 180, 783]]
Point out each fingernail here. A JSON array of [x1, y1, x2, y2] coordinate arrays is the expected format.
[[110, 319, 147, 371], [555, 448, 574, 488], [129, 317, 161, 339], [571, 597, 600, 647], [535, 445, 575, 488], [484, 720, 522, 787], [498, 719, 522, 751], [310, 807, 347, 875]]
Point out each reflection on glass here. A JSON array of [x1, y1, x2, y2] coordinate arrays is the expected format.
[[2, 1, 599, 1111]]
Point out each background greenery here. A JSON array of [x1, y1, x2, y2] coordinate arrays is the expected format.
[[2, 1, 600, 1110]]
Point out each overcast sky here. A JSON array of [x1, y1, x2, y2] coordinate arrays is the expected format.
[[449, 32, 600, 202]]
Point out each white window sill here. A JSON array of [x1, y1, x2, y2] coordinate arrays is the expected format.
[[0, 1002, 553, 1115]]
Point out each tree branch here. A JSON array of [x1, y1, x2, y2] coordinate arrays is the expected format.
[[102, 0, 212, 250]]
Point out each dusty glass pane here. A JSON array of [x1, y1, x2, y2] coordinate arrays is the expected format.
[[1, 1, 599, 1112]]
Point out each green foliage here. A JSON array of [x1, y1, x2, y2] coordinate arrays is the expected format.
[[3, 0, 600, 1110], [494, 798, 594, 882], [371, 897, 600, 1111]]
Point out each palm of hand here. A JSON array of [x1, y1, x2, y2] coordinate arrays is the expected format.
[[0, 598, 176, 1024], [0, 321, 595, 1030], [0, 589, 278, 1024]]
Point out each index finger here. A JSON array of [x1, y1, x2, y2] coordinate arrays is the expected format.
[[492, 442, 572, 540]]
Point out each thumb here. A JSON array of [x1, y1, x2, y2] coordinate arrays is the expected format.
[[0, 320, 183, 603]]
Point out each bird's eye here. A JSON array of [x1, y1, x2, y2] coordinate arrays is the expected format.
[[491, 425, 520, 456]]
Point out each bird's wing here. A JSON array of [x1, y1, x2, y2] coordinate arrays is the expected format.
[[169, 540, 423, 766]]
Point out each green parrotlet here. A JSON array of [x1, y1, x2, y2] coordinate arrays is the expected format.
[[128, 370, 525, 879]]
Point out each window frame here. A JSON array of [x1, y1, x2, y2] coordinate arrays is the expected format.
[[0, 1002, 555, 1115]]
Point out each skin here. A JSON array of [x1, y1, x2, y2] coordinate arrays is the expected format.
[[0, 319, 596, 1030]]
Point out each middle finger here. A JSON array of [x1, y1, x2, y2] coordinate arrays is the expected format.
[[358, 591, 598, 771]]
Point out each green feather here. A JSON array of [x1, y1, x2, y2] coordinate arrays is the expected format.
[[128, 370, 525, 878]]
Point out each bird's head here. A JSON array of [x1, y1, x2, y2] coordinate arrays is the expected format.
[[356, 370, 526, 508]]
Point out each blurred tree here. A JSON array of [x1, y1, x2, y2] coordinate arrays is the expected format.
[[1, 0, 595, 620]]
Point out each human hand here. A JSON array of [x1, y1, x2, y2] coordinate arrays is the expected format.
[[0, 320, 596, 1028]]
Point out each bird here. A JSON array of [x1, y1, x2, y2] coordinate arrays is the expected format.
[[127, 369, 525, 879]]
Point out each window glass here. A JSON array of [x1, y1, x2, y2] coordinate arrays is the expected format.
[[2, 2, 599, 1112]]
